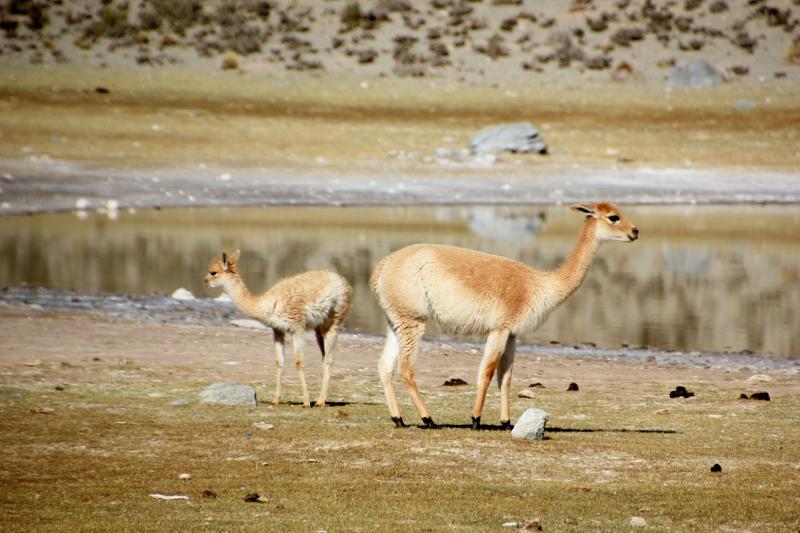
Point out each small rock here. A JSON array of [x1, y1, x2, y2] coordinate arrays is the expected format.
[[511, 408, 549, 441], [629, 516, 647, 527], [244, 493, 266, 503], [749, 392, 770, 401], [178, 473, 192, 480], [518, 520, 543, 531], [198, 383, 257, 406], [710, 463, 722, 472], [150, 493, 190, 501], [170, 399, 189, 406], [738, 393, 748, 400], [30, 407, 54, 414], [470, 122, 547, 155], [747, 374, 771, 383], [74, 198, 90, 210], [230, 319, 268, 330], [529, 382, 545, 388], [669, 385, 694, 398], [443, 378, 467, 386], [567, 382, 579, 392], [171, 288, 195, 301], [24, 359, 42, 367], [202, 490, 217, 499], [518, 389, 536, 399], [54, 385, 65, 391], [667, 59, 722, 88], [253, 422, 275, 430]]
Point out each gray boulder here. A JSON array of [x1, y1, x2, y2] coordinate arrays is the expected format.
[[470, 122, 548, 155], [511, 407, 549, 440], [199, 383, 257, 406], [667, 59, 722, 88]]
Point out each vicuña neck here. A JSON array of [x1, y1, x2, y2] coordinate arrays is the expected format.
[[552, 218, 600, 301], [223, 275, 261, 318]]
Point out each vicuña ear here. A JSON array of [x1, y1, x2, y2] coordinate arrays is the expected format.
[[230, 249, 241, 263], [570, 203, 597, 216], [221, 251, 229, 269]]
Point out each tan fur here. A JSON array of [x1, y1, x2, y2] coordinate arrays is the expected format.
[[205, 249, 352, 407], [370, 202, 638, 427]]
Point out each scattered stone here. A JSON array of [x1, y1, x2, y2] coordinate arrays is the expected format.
[[518, 389, 536, 399], [629, 516, 647, 527], [518, 520, 543, 531], [443, 378, 468, 386], [667, 59, 722, 88], [54, 385, 65, 391], [178, 473, 192, 480], [511, 408, 549, 440], [567, 382, 579, 392], [749, 391, 770, 401], [569, 486, 591, 493], [470, 122, 547, 155], [30, 407, 54, 414], [198, 383, 257, 406], [253, 421, 275, 430], [747, 374, 771, 383], [244, 493, 266, 503], [95, 86, 110, 94], [74, 198, 90, 210], [710, 463, 722, 472], [170, 288, 195, 301], [214, 293, 233, 303], [669, 385, 694, 398], [24, 358, 42, 367], [529, 382, 545, 388], [734, 99, 756, 111], [170, 398, 189, 406], [202, 490, 218, 499], [738, 393, 748, 400], [230, 319, 268, 330], [150, 493, 190, 502]]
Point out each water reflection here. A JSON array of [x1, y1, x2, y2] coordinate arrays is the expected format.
[[1, 204, 798, 356]]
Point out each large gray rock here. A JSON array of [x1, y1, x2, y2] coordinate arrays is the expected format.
[[667, 59, 722, 89], [511, 407, 549, 440], [199, 383, 257, 406], [470, 122, 548, 155]]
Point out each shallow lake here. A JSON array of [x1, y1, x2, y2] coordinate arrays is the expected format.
[[1, 204, 798, 357]]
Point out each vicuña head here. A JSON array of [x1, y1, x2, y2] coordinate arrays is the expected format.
[[570, 201, 639, 242], [370, 201, 638, 430], [203, 249, 353, 408]]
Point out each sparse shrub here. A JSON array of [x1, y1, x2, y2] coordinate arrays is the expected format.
[[221, 51, 239, 70], [341, 2, 361, 32], [149, 0, 202, 36], [788, 38, 800, 65]]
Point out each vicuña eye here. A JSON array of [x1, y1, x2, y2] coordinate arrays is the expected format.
[[608, 215, 620, 223], [210, 271, 217, 276]]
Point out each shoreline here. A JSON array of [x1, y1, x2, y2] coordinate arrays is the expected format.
[[2, 286, 797, 372]]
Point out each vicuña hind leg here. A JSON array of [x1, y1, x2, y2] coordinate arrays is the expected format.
[[496, 334, 516, 429], [292, 331, 311, 407], [378, 324, 403, 426], [314, 321, 341, 408], [271, 329, 286, 405], [472, 329, 510, 430], [396, 320, 437, 428]]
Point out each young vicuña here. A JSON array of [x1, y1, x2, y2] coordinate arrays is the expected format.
[[205, 250, 352, 407], [370, 202, 639, 429]]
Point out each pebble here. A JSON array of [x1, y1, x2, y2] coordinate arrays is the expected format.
[[567, 382, 579, 391], [629, 516, 647, 527], [178, 473, 192, 480], [710, 463, 722, 472], [518, 389, 536, 399], [170, 288, 195, 301]]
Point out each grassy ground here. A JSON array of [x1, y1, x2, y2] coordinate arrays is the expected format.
[[1, 307, 798, 532], [2, 65, 800, 176]]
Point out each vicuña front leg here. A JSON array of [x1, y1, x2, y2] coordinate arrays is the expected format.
[[496, 334, 516, 429], [397, 320, 438, 428], [472, 329, 510, 430], [293, 331, 311, 407], [271, 329, 286, 405], [378, 325, 404, 427], [315, 323, 341, 408]]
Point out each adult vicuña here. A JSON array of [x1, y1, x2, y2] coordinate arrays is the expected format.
[[205, 250, 352, 408], [370, 202, 639, 429]]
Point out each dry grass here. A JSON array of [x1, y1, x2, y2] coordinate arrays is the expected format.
[[1, 65, 799, 176], [1, 309, 799, 532]]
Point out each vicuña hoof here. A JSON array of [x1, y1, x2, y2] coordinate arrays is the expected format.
[[392, 416, 408, 428], [421, 417, 440, 429], [500, 420, 513, 430], [471, 416, 481, 430]]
